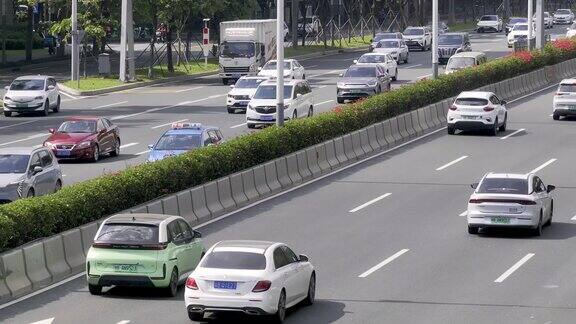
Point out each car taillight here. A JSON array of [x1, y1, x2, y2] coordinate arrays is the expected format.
[[91, 242, 113, 249], [252, 280, 271, 292], [556, 92, 565, 95], [449, 105, 457, 111], [483, 106, 495, 112], [469, 198, 536, 205], [186, 277, 198, 290]]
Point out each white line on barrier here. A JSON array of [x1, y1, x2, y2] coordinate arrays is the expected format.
[[494, 253, 535, 283], [175, 86, 204, 93], [306, 65, 319, 68], [120, 142, 138, 149], [349, 193, 392, 213], [436, 155, 468, 171], [0, 120, 39, 130], [317, 100, 335, 106], [91, 101, 128, 110], [151, 119, 188, 129], [230, 123, 247, 129], [500, 128, 525, 139], [358, 249, 410, 278], [530, 158, 557, 174], [459, 210, 467, 217]]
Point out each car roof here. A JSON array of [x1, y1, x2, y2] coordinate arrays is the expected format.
[[239, 76, 269, 80], [485, 173, 530, 180], [560, 78, 576, 84], [164, 126, 217, 136], [361, 52, 389, 56], [261, 79, 302, 86], [66, 116, 100, 121], [0, 147, 38, 155], [441, 32, 467, 36], [450, 51, 485, 58], [457, 91, 493, 99], [15, 75, 50, 80], [105, 213, 177, 225], [213, 240, 277, 252], [267, 59, 296, 63]]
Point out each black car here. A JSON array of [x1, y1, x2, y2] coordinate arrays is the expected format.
[[437, 33, 471, 65]]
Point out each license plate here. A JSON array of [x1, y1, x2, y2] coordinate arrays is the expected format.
[[462, 115, 478, 120], [349, 89, 363, 93], [261, 115, 274, 121], [491, 217, 510, 224], [56, 149, 70, 156], [113, 264, 137, 272], [214, 281, 237, 290], [16, 103, 29, 108]]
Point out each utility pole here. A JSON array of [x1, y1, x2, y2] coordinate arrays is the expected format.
[[276, 0, 285, 127], [535, 0, 544, 49], [71, 0, 79, 82], [432, 0, 438, 79], [120, 0, 135, 82], [292, 0, 298, 48], [527, 0, 533, 50], [1, 0, 6, 65]]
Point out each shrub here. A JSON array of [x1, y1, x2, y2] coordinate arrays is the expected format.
[[2, 40, 576, 252]]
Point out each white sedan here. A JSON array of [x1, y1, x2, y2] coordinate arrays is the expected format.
[[447, 91, 508, 135], [566, 22, 576, 38], [353, 53, 398, 81], [467, 173, 555, 236], [185, 240, 315, 322], [3, 75, 61, 117], [507, 23, 535, 47], [258, 59, 306, 80]]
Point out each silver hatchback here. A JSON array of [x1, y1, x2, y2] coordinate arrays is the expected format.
[[0, 147, 63, 203]]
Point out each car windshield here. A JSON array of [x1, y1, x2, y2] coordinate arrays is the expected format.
[[477, 178, 528, 195], [10, 79, 44, 91], [219, 41, 255, 58], [446, 57, 476, 70], [556, 9, 571, 15], [513, 24, 528, 31], [378, 40, 400, 48], [374, 33, 399, 41], [95, 223, 159, 244], [344, 66, 377, 77], [0, 154, 29, 174], [481, 15, 498, 21], [358, 55, 386, 63], [455, 98, 489, 106], [253, 85, 293, 99], [438, 35, 463, 45], [262, 61, 291, 70], [201, 251, 267, 270], [404, 28, 424, 35], [154, 133, 202, 151], [558, 84, 576, 92], [509, 18, 527, 24], [234, 78, 266, 89], [57, 120, 96, 133]]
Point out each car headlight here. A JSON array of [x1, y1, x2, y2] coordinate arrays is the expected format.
[[44, 141, 54, 148], [367, 81, 378, 87], [77, 141, 92, 148], [247, 104, 254, 111], [337, 82, 345, 88], [34, 96, 43, 100], [219, 64, 224, 72]]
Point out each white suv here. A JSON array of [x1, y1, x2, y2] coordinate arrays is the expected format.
[[226, 76, 269, 114], [3, 75, 61, 117], [552, 79, 576, 120], [246, 79, 314, 129], [476, 15, 503, 33], [447, 91, 508, 135]]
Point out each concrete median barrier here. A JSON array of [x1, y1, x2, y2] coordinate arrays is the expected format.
[[423, 106, 435, 128], [230, 173, 249, 206], [296, 150, 313, 181], [242, 169, 260, 201], [253, 165, 272, 196], [146, 200, 163, 214], [324, 140, 340, 169], [366, 125, 380, 152], [62, 229, 85, 272], [43, 235, 71, 282], [374, 122, 388, 149], [358, 129, 373, 156], [342, 134, 357, 161], [264, 162, 282, 192], [537, 69, 547, 89], [334, 137, 349, 165], [204, 181, 224, 216], [1, 249, 31, 298], [176, 190, 197, 223], [351, 131, 366, 158], [416, 109, 427, 133], [130, 205, 148, 214], [389, 117, 403, 142], [314, 143, 331, 173], [306, 147, 322, 177], [23, 242, 51, 289], [190, 186, 211, 222], [0, 261, 10, 302], [286, 153, 303, 184], [511, 76, 522, 98], [544, 65, 558, 84], [275, 157, 292, 188], [80, 222, 99, 255], [403, 113, 415, 137], [397, 114, 410, 139], [217, 177, 236, 211], [382, 120, 395, 145], [161, 195, 179, 216]]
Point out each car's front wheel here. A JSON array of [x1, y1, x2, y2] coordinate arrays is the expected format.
[[302, 273, 316, 306], [307, 106, 313, 117], [553, 113, 560, 120], [447, 126, 455, 135], [110, 138, 120, 157], [491, 118, 499, 136], [42, 100, 50, 117], [88, 284, 102, 295], [91, 145, 100, 162], [53, 96, 61, 113], [54, 180, 62, 193], [545, 201, 553, 226], [337, 97, 344, 104], [499, 114, 507, 131]]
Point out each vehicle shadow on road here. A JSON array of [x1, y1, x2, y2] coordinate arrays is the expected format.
[[477, 222, 576, 240], [98, 285, 185, 300]]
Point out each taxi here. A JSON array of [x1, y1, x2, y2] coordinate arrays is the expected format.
[[147, 123, 223, 162]]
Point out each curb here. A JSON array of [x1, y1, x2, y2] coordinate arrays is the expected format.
[[58, 46, 370, 97]]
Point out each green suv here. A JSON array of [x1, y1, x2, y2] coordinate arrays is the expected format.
[[86, 213, 205, 296]]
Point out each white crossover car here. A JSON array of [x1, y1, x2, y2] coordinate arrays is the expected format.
[[507, 23, 535, 47], [246, 79, 314, 128], [447, 91, 507, 135], [353, 53, 398, 81], [373, 39, 409, 64], [257, 59, 306, 80], [467, 173, 555, 236], [402, 26, 432, 51], [554, 8, 574, 24], [477, 15, 503, 33], [227, 76, 269, 113], [552, 78, 576, 120], [3, 75, 61, 117], [566, 22, 576, 38], [185, 240, 316, 322]]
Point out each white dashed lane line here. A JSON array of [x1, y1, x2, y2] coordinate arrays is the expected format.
[[436, 155, 468, 171], [358, 249, 410, 278], [349, 193, 392, 213], [494, 253, 535, 283]]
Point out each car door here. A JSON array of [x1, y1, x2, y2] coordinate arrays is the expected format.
[[96, 119, 111, 152], [167, 220, 188, 279], [386, 54, 397, 74], [28, 152, 50, 195], [177, 219, 202, 274], [281, 246, 309, 300], [292, 83, 303, 117], [302, 81, 313, 110], [535, 177, 552, 217], [103, 118, 119, 147], [273, 247, 296, 302], [38, 149, 59, 193]]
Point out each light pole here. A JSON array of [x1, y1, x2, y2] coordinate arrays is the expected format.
[[527, 0, 533, 50], [432, 0, 438, 79], [535, 0, 544, 49], [276, 0, 285, 127], [71, 0, 79, 82]]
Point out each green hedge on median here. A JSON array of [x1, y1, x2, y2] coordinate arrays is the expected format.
[[1, 39, 576, 252]]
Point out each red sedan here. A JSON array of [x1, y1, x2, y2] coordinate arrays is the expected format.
[[43, 116, 121, 162]]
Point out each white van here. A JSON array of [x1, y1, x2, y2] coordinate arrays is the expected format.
[[445, 52, 487, 74]]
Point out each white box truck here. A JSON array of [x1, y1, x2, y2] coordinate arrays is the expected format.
[[218, 19, 277, 84]]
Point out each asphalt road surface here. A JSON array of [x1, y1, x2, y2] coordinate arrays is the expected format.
[[2, 27, 576, 324]]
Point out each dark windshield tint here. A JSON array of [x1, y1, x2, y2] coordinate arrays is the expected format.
[[481, 15, 498, 21], [201, 251, 266, 270], [559, 84, 576, 92], [10, 79, 44, 91], [438, 35, 463, 45], [235, 78, 266, 89], [447, 57, 476, 70], [344, 66, 377, 77], [219, 42, 254, 58], [0, 154, 29, 173], [455, 98, 488, 106], [57, 120, 96, 133], [478, 178, 528, 194], [378, 40, 400, 48], [262, 61, 291, 70], [404, 28, 424, 35], [513, 24, 528, 31], [358, 55, 386, 63], [155, 134, 202, 150], [96, 224, 159, 244], [556, 9, 571, 15], [253, 85, 293, 99]]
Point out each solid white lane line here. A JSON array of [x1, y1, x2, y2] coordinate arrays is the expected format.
[[311, 69, 341, 78], [120, 143, 138, 149], [91, 101, 128, 110], [230, 123, 247, 129], [111, 101, 190, 121], [0, 133, 46, 147], [318, 85, 328, 89], [358, 249, 410, 278], [137, 150, 150, 155], [349, 193, 392, 213], [317, 100, 335, 106], [494, 253, 535, 283], [60, 92, 78, 100], [436, 155, 468, 171], [116, 321, 131, 324], [306, 65, 319, 68], [530, 158, 557, 174], [0, 120, 39, 130], [500, 128, 525, 139], [175, 86, 204, 93], [151, 119, 188, 129], [404, 64, 423, 69], [459, 210, 467, 217], [29, 318, 55, 324]]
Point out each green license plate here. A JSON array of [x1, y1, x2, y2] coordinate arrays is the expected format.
[[113, 264, 137, 272], [491, 217, 510, 224]]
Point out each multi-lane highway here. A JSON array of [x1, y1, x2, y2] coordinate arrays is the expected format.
[[2, 27, 576, 324]]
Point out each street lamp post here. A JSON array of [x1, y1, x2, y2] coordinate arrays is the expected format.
[[276, 0, 285, 127], [71, 0, 79, 82], [432, 0, 438, 79], [527, 0, 533, 50]]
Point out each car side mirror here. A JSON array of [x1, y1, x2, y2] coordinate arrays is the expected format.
[[471, 183, 479, 189], [148, 144, 153, 149], [4, 86, 9, 90], [299, 254, 309, 262], [339, 73, 343, 77], [229, 84, 235, 89], [547, 185, 556, 193], [501, 100, 507, 105], [48, 128, 55, 134], [32, 166, 43, 174], [353, 59, 358, 64], [296, 93, 302, 98], [47, 85, 55, 90], [193, 230, 202, 238]]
